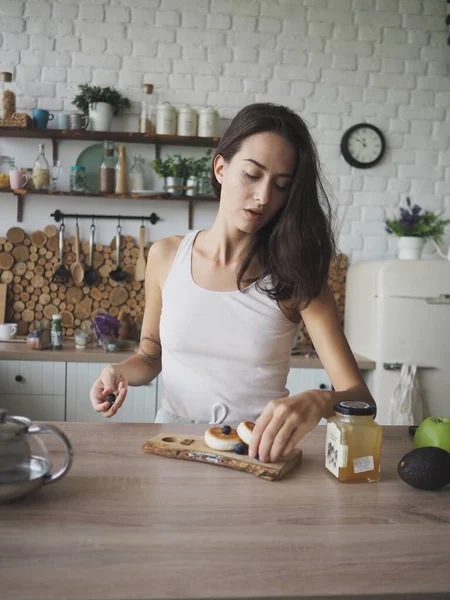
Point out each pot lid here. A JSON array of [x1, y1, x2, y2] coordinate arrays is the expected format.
[[0, 409, 28, 441]]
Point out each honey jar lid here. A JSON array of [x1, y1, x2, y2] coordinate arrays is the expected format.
[[333, 400, 376, 416], [0, 72, 12, 82]]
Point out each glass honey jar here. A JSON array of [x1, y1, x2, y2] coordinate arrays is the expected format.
[[325, 400, 382, 483]]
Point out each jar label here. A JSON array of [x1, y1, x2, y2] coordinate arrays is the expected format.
[[353, 456, 375, 474], [51, 330, 63, 348], [325, 421, 348, 478]]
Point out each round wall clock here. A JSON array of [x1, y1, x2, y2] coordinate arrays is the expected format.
[[340, 123, 386, 169]]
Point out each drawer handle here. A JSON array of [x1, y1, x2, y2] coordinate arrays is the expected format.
[[319, 383, 327, 390], [15, 375, 23, 383]]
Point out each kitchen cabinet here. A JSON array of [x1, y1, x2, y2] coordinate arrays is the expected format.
[[287, 368, 332, 425], [66, 362, 157, 423], [0, 360, 65, 421]]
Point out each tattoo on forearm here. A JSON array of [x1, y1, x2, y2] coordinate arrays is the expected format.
[[139, 336, 162, 363], [142, 336, 161, 348]]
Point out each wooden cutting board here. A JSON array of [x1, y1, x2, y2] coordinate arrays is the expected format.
[[142, 433, 303, 481]]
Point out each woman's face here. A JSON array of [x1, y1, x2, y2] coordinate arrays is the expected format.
[[214, 132, 297, 233]]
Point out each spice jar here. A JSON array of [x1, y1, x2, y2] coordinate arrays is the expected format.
[[198, 107, 219, 137], [177, 105, 198, 137], [70, 165, 87, 193], [325, 400, 382, 483], [155, 102, 177, 135], [0, 72, 16, 121]]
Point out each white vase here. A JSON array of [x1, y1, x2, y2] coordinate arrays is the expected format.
[[397, 237, 425, 260], [89, 102, 113, 132]]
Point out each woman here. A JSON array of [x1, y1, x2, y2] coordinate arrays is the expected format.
[[90, 103, 375, 463]]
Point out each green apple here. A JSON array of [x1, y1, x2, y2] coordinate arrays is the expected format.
[[413, 417, 450, 454]]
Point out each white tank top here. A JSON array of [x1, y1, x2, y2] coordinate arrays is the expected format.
[[159, 230, 299, 423]]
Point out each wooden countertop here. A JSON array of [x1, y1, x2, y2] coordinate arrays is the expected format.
[[0, 341, 376, 370], [1, 422, 448, 600]]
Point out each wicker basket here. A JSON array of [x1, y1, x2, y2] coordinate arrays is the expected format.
[[0, 113, 33, 129]]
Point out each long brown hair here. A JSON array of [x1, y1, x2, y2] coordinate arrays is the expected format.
[[211, 103, 336, 310]]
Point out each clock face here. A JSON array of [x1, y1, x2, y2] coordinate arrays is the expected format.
[[340, 124, 385, 169]]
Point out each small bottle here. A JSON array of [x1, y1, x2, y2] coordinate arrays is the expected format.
[[0, 72, 16, 121], [32, 143, 50, 191], [51, 314, 63, 350], [115, 145, 127, 194], [325, 400, 382, 483], [100, 141, 115, 193], [139, 83, 154, 134], [129, 153, 145, 191]]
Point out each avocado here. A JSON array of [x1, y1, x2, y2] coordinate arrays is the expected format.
[[397, 447, 450, 491]]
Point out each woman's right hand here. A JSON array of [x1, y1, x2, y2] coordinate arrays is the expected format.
[[90, 364, 128, 418]]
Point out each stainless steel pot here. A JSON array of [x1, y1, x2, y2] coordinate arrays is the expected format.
[[0, 409, 73, 503]]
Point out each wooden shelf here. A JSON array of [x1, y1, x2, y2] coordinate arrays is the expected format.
[[0, 128, 220, 228], [0, 127, 220, 148], [0, 189, 218, 227]]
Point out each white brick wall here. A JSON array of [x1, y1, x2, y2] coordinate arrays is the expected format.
[[0, 0, 448, 262]]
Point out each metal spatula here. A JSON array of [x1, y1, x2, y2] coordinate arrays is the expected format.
[[52, 223, 70, 285], [84, 224, 99, 287]]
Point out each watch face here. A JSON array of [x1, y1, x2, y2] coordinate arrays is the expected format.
[[341, 124, 385, 169]]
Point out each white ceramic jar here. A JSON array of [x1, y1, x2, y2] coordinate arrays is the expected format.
[[155, 102, 177, 135], [198, 107, 219, 137], [177, 105, 198, 137]]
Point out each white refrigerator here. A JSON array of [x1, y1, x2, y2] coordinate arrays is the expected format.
[[344, 260, 450, 425]]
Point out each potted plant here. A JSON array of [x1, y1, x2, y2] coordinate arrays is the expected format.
[[72, 84, 131, 132], [185, 150, 213, 197], [385, 197, 450, 260], [151, 154, 190, 194]]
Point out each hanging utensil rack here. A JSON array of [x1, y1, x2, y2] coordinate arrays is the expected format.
[[50, 209, 160, 224]]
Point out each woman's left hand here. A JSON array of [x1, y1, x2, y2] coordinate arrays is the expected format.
[[249, 392, 325, 463]]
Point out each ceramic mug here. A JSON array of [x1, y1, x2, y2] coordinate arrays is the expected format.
[[69, 113, 89, 130], [0, 323, 18, 341], [9, 170, 28, 190], [32, 109, 54, 129], [57, 113, 69, 129]]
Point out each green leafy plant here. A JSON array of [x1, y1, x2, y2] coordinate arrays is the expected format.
[[72, 84, 131, 116], [151, 154, 190, 179], [386, 197, 450, 244], [189, 150, 213, 178]]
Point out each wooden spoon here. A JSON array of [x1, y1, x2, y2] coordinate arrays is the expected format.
[[70, 223, 84, 287], [135, 225, 146, 282]]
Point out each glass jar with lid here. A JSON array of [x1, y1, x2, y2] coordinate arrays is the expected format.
[[0, 72, 16, 121], [0, 155, 15, 188], [325, 400, 382, 483], [70, 165, 87, 193], [129, 153, 145, 192]]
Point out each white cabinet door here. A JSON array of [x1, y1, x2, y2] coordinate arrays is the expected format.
[[0, 360, 66, 396], [286, 368, 332, 426], [286, 368, 332, 395], [66, 362, 157, 423], [0, 394, 65, 421], [0, 360, 66, 421]]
